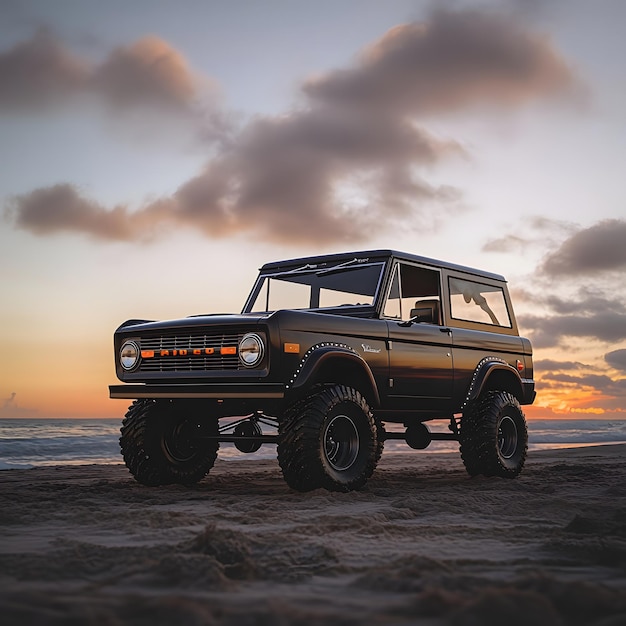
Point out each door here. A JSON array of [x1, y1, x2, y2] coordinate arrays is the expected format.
[[384, 262, 453, 404]]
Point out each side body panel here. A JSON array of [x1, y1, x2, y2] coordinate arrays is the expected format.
[[385, 322, 453, 410]]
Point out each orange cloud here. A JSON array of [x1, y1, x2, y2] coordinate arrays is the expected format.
[[0, 30, 203, 116], [304, 8, 578, 115], [92, 36, 197, 111]]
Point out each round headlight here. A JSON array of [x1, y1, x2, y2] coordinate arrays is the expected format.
[[120, 340, 140, 371], [239, 333, 264, 367]]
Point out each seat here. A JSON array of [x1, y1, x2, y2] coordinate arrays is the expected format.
[[409, 299, 440, 324]]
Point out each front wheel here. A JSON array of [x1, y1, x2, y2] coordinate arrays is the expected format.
[[460, 391, 528, 478], [278, 385, 383, 492], [120, 399, 219, 486]]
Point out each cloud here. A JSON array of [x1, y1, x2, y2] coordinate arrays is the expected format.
[[91, 36, 197, 112], [606, 350, 626, 373], [482, 234, 530, 253], [0, 29, 88, 111], [482, 216, 578, 254], [517, 287, 626, 347], [500, 218, 626, 350], [542, 290, 624, 316], [2, 392, 16, 410], [4, 7, 579, 245], [541, 219, 626, 276], [0, 391, 38, 417], [0, 109, 469, 244], [542, 372, 626, 397], [5, 184, 168, 241], [303, 7, 576, 116], [0, 29, 207, 117], [534, 359, 589, 371], [7, 184, 132, 239], [520, 311, 626, 348], [518, 284, 626, 349], [198, 110, 462, 243]]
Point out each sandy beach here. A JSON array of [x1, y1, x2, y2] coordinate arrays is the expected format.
[[1, 445, 625, 625]]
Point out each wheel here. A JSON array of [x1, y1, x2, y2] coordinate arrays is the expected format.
[[120, 399, 219, 486], [277, 385, 383, 492], [460, 391, 528, 478]]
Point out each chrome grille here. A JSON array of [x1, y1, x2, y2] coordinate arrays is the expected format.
[[138, 331, 242, 372]]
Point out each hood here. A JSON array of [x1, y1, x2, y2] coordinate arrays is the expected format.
[[116, 312, 269, 335]]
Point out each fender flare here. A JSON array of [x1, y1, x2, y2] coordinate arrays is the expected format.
[[462, 357, 523, 409], [286, 343, 381, 406]]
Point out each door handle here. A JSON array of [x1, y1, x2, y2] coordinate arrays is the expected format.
[[440, 328, 451, 334]]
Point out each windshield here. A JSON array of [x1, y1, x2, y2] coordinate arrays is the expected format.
[[244, 261, 385, 313]]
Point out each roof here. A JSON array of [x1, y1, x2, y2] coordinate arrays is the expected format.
[[259, 249, 506, 282]]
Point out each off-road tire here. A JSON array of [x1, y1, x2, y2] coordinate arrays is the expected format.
[[120, 399, 219, 486], [277, 385, 383, 492], [460, 391, 528, 478]]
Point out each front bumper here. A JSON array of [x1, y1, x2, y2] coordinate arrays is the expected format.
[[109, 383, 285, 400]]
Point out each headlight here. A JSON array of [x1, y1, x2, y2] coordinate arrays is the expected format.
[[120, 340, 140, 370], [239, 333, 264, 367]]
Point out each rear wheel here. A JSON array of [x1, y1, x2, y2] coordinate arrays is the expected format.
[[278, 385, 383, 492], [460, 391, 528, 478], [120, 399, 219, 486]]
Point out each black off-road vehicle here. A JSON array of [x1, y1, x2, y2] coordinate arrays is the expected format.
[[110, 250, 535, 492]]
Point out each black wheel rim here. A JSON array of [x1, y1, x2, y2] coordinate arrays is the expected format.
[[163, 419, 197, 464], [498, 415, 518, 459], [323, 414, 360, 471]]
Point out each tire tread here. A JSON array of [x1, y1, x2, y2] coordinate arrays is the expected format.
[[460, 391, 527, 478], [278, 385, 383, 492]]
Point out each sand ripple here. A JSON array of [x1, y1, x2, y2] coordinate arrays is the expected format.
[[1, 446, 626, 624]]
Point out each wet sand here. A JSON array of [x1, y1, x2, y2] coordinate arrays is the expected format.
[[1, 445, 626, 625]]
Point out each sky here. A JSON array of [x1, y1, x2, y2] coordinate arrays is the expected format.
[[0, 0, 625, 419]]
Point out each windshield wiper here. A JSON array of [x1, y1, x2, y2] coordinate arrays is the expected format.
[[271, 263, 319, 277], [315, 257, 370, 276]]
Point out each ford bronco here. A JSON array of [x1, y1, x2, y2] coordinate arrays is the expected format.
[[110, 250, 535, 491]]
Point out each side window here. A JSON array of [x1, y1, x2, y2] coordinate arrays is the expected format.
[[384, 263, 442, 323], [448, 277, 512, 328]]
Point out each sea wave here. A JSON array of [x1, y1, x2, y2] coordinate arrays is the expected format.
[[1, 417, 626, 469], [529, 419, 626, 444]]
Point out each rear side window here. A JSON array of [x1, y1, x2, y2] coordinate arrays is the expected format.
[[448, 277, 511, 328]]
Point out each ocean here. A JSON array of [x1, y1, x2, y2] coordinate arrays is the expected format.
[[1, 417, 625, 470]]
